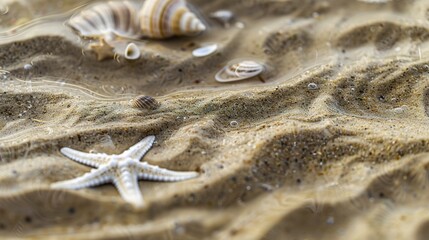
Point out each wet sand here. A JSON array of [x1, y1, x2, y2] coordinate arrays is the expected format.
[[1, 0, 429, 239]]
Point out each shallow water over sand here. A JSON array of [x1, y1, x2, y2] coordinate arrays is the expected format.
[[1, 0, 429, 239]]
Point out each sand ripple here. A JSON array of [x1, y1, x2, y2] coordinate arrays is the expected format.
[[1, 0, 429, 239]]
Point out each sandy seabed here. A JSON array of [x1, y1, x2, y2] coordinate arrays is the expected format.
[[1, 0, 429, 239]]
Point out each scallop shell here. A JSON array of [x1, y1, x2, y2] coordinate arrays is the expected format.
[[130, 95, 160, 110], [68, 0, 206, 40], [124, 42, 141, 60], [215, 60, 265, 83]]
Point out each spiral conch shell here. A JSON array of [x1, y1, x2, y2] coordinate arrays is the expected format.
[[68, 0, 206, 41]]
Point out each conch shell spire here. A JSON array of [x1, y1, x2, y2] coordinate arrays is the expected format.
[[68, 0, 206, 40], [139, 0, 206, 39]]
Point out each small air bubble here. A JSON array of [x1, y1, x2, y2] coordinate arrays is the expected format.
[[230, 120, 239, 127], [307, 83, 319, 90], [24, 64, 33, 71]]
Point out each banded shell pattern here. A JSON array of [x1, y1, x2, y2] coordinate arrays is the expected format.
[[215, 60, 265, 83], [69, 1, 141, 40], [68, 0, 206, 40], [130, 95, 160, 110], [139, 0, 206, 39]]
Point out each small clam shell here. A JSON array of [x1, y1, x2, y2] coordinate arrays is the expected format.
[[215, 60, 265, 83], [130, 95, 160, 110], [124, 43, 141, 60], [192, 44, 218, 57]]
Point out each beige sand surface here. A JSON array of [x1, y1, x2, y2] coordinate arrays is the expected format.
[[1, 0, 429, 239]]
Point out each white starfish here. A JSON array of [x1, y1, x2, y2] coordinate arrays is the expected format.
[[51, 136, 199, 207]]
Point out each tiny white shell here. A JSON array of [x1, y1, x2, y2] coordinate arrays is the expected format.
[[192, 44, 218, 57], [124, 43, 141, 60], [210, 10, 234, 27], [215, 60, 265, 83]]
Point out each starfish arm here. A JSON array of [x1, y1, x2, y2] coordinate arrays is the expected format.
[[112, 161, 144, 206], [119, 135, 155, 160], [89, 38, 114, 61], [60, 147, 110, 168], [137, 162, 199, 182], [51, 164, 112, 189]]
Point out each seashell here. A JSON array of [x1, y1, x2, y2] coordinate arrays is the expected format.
[[130, 95, 160, 110], [209, 10, 234, 27], [68, 0, 206, 41], [139, 0, 206, 39], [124, 42, 141, 60], [69, 1, 141, 40], [192, 43, 218, 57], [215, 60, 265, 83]]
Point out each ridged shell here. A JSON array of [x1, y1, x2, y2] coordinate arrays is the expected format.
[[124, 42, 141, 60], [139, 0, 206, 39], [69, 1, 141, 40], [68, 0, 206, 40], [130, 95, 160, 110], [215, 60, 265, 83]]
